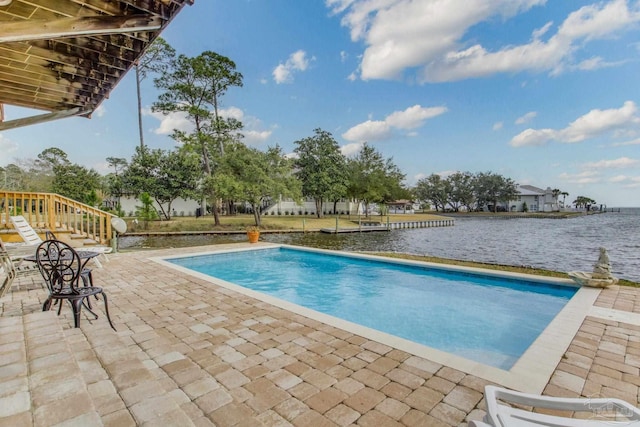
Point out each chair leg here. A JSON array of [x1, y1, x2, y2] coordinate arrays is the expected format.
[[42, 296, 52, 311], [100, 292, 117, 331], [70, 299, 83, 328]]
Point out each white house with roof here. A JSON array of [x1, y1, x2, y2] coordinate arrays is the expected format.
[[508, 185, 559, 212]]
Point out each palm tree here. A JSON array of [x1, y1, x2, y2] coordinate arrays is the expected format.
[[551, 188, 561, 211]]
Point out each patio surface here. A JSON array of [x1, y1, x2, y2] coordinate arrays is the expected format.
[[1, 243, 639, 426]]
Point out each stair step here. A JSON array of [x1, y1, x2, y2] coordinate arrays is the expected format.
[[81, 239, 102, 246]]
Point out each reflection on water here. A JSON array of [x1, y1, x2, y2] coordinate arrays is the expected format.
[[119, 209, 640, 282]]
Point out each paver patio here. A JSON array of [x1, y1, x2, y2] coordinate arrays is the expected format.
[[1, 243, 639, 426]]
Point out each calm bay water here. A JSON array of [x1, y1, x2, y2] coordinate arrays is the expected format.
[[120, 208, 640, 282]]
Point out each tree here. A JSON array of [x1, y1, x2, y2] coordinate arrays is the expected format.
[[219, 144, 300, 226], [473, 172, 518, 212], [560, 191, 569, 208], [37, 147, 70, 168], [105, 157, 128, 209], [294, 129, 348, 218], [0, 164, 27, 190], [134, 38, 175, 148], [551, 188, 561, 210], [414, 174, 449, 212], [136, 192, 158, 229], [573, 196, 596, 209], [51, 163, 101, 205], [446, 171, 475, 212], [121, 146, 200, 220], [347, 143, 406, 217], [153, 51, 244, 225], [19, 147, 72, 192]]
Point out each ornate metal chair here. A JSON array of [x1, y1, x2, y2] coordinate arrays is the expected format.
[[45, 230, 94, 288], [36, 240, 116, 330]]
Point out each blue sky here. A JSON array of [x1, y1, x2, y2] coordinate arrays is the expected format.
[[1, 0, 639, 206]]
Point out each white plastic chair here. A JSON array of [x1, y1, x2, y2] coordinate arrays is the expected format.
[[470, 386, 640, 427]]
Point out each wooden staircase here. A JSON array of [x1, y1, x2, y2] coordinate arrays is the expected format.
[[0, 191, 115, 247]]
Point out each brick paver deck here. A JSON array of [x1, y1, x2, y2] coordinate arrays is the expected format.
[[1, 243, 639, 426]]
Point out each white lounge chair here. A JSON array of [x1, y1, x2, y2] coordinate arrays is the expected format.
[[470, 385, 640, 427], [8, 215, 112, 266], [0, 240, 17, 299]]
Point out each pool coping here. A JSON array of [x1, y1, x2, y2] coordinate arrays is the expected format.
[[151, 243, 600, 394]]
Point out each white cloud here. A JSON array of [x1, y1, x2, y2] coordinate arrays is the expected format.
[[510, 128, 557, 147], [515, 111, 537, 125], [558, 170, 601, 184], [562, 101, 639, 142], [341, 142, 364, 156], [385, 105, 448, 129], [147, 109, 193, 135], [342, 104, 447, 142], [510, 101, 640, 147], [493, 122, 504, 131], [612, 137, 640, 146], [243, 130, 272, 145], [625, 177, 640, 188], [437, 170, 457, 178], [574, 56, 622, 71], [273, 50, 315, 84], [609, 175, 627, 182], [582, 157, 639, 169], [0, 134, 18, 164], [146, 106, 273, 144], [340, 51, 349, 62], [608, 175, 640, 187], [413, 172, 428, 182], [328, 0, 640, 82], [342, 120, 391, 142]]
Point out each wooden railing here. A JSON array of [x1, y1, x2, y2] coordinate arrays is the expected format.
[[0, 191, 114, 245]]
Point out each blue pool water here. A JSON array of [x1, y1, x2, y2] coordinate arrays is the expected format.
[[168, 247, 577, 369]]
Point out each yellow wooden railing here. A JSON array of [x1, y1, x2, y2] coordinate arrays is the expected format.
[[0, 191, 114, 245]]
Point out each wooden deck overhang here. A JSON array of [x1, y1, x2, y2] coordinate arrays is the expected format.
[[0, 0, 193, 131]]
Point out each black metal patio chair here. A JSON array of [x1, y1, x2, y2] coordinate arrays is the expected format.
[[36, 239, 116, 330], [45, 230, 94, 288]]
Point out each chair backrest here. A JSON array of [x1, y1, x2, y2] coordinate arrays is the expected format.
[[36, 240, 82, 295], [10, 216, 43, 246], [0, 240, 17, 299]]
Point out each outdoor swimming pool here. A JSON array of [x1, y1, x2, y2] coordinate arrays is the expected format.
[[167, 246, 578, 370]]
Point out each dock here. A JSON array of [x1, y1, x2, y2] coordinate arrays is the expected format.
[[320, 226, 389, 234], [320, 219, 454, 234]]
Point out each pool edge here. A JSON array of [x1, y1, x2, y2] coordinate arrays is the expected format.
[[151, 243, 597, 394]]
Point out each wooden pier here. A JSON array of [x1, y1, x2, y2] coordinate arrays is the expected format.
[[320, 219, 454, 234]]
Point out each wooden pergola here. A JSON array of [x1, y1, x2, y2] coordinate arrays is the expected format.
[[0, 0, 193, 131]]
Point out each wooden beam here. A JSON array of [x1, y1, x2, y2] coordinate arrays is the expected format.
[[0, 107, 86, 131], [0, 15, 163, 43]]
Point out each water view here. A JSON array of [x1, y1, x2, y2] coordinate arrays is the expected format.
[[120, 208, 640, 282]]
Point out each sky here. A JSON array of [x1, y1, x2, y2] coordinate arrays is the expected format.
[[1, 0, 640, 207]]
